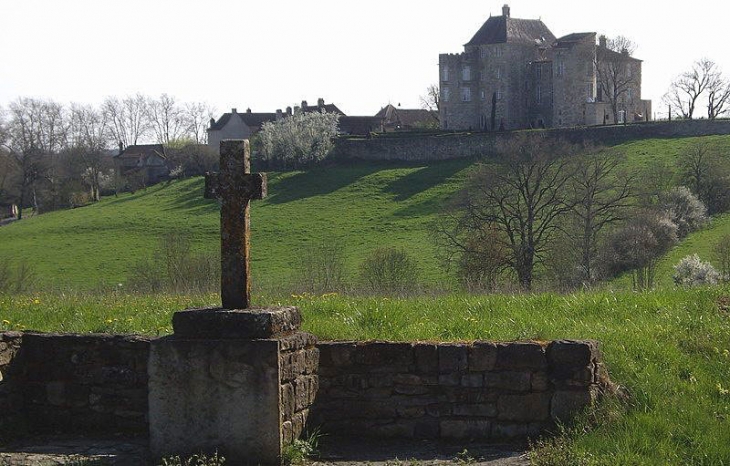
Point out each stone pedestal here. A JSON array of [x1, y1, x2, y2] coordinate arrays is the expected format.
[[148, 307, 318, 465]]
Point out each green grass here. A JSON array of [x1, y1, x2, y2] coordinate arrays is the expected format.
[[1, 287, 729, 463], [0, 159, 472, 290]]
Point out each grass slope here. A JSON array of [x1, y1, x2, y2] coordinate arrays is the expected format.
[[0, 160, 472, 290], [2, 287, 729, 463]]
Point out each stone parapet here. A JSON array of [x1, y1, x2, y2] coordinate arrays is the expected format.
[[312, 339, 607, 440]]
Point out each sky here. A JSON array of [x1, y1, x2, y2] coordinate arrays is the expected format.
[[1, 0, 728, 119]]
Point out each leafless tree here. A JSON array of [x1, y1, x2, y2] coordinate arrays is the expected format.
[[183, 101, 216, 144], [707, 66, 730, 119], [569, 151, 634, 283], [595, 36, 639, 124], [3, 98, 68, 218], [102, 94, 149, 149], [677, 141, 730, 214], [419, 84, 440, 119], [442, 135, 578, 290], [147, 93, 187, 145], [67, 104, 111, 201], [663, 59, 715, 119]]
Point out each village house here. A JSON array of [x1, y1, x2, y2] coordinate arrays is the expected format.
[[439, 4, 651, 131], [376, 104, 439, 131], [113, 144, 170, 187], [207, 99, 383, 153]]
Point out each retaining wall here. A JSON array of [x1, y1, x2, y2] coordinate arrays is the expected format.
[[332, 120, 730, 162], [312, 340, 608, 440]]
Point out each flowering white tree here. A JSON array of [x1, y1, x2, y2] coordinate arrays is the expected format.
[[673, 254, 719, 287], [258, 111, 339, 168]]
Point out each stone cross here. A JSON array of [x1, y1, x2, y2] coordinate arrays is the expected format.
[[204, 140, 267, 310]]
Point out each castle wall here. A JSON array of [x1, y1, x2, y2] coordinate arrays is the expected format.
[[207, 115, 253, 155]]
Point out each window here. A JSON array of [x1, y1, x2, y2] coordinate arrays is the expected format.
[[495, 47, 502, 58], [461, 87, 471, 102], [536, 64, 542, 80], [442, 87, 450, 102], [496, 67, 502, 79], [442, 65, 449, 82], [627, 64, 632, 78], [586, 83, 594, 102], [627, 88, 633, 100], [480, 89, 486, 100], [536, 85, 542, 104], [481, 48, 487, 59], [496, 89, 503, 101], [462, 65, 471, 81], [557, 60, 565, 77]]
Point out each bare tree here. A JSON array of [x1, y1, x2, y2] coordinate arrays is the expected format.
[[183, 101, 216, 144], [570, 151, 634, 283], [664, 59, 715, 119], [67, 103, 111, 201], [707, 66, 730, 119], [3, 98, 67, 218], [595, 36, 639, 124], [443, 135, 577, 290], [677, 141, 730, 214], [420, 84, 440, 119], [147, 93, 187, 145], [102, 94, 149, 149]]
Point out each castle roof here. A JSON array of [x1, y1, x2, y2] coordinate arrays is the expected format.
[[465, 14, 555, 46]]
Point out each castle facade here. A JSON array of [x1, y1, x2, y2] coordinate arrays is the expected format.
[[439, 5, 651, 131]]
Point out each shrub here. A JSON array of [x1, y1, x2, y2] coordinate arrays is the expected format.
[[294, 236, 346, 293], [659, 186, 708, 238], [359, 247, 420, 293], [714, 234, 730, 281], [673, 254, 720, 287]]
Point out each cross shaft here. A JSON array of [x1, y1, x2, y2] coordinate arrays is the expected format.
[[204, 139, 266, 309]]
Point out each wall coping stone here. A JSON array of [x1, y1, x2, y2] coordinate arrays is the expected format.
[[172, 306, 301, 339]]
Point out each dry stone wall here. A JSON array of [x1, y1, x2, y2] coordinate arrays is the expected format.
[[0, 332, 149, 435], [279, 332, 319, 445], [312, 340, 608, 440], [332, 120, 730, 162]]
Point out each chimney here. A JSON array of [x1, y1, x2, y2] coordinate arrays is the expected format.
[[276, 109, 283, 120], [502, 4, 510, 17], [286, 106, 293, 116], [118, 141, 124, 154], [231, 108, 237, 113], [599, 35, 607, 48], [317, 98, 325, 108], [301, 100, 308, 109], [246, 108, 252, 113], [209, 117, 215, 128]]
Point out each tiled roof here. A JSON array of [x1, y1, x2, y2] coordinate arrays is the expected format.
[[466, 16, 555, 46], [208, 112, 279, 131], [376, 104, 438, 128], [115, 144, 166, 159]]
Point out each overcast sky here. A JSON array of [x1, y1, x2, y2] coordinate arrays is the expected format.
[[0, 0, 727, 119]]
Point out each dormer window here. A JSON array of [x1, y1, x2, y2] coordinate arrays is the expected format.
[[442, 65, 450, 82], [462, 65, 471, 81]]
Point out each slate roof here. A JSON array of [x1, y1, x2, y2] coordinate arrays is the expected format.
[[465, 15, 555, 46], [115, 144, 166, 159], [339, 116, 382, 135], [301, 103, 345, 115], [208, 112, 279, 131], [376, 104, 438, 129]]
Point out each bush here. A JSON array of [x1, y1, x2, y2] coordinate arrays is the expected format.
[[294, 236, 346, 293], [714, 234, 730, 281], [127, 234, 219, 293], [359, 247, 420, 293], [673, 254, 720, 287], [659, 186, 708, 238]]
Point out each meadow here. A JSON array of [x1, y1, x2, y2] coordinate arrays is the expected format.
[[2, 134, 730, 463]]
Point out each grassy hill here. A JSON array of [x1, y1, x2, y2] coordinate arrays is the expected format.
[[0, 159, 473, 290], [2, 134, 730, 292]]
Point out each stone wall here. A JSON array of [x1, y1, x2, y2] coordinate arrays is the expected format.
[[312, 340, 608, 440], [332, 120, 730, 162], [0, 332, 149, 435], [0, 332, 23, 433], [279, 332, 319, 445]]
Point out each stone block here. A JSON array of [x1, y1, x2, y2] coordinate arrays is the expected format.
[[394, 384, 431, 396], [484, 371, 531, 392], [497, 393, 550, 422], [440, 419, 491, 439], [491, 422, 527, 439], [279, 332, 317, 352], [413, 418, 440, 438], [281, 383, 294, 420], [370, 421, 415, 438], [469, 341, 497, 371], [461, 373, 483, 388], [397, 405, 426, 418], [172, 306, 301, 339], [439, 344, 468, 373], [425, 403, 452, 417], [496, 342, 547, 370], [452, 403, 497, 417], [317, 341, 357, 367], [304, 348, 319, 375], [438, 373, 461, 386], [358, 342, 413, 367], [551, 388, 597, 421], [148, 337, 282, 465], [369, 373, 394, 388], [414, 343, 438, 373], [546, 340, 598, 368], [532, 371, 550, 391]]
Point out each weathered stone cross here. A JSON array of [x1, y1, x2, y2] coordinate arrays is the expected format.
[[204, 139, 267, 310]]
